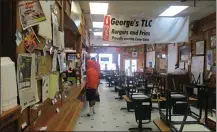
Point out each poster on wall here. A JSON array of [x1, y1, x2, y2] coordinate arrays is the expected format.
[[146, 51, 155, 68], [19, 0, 46, 30], [38, 1, 52, 40], [103, 15, 189, 44], [42, 75, 49, 102], [17, 53, 39, 111], [52, 13, 59, 47], [191, 56, 204, 84], [206, 50, 213, 70], [22, 27, 40, 53], [132, 52, 138, 57], [210, 36, 216, 48], [195, 40, 205, 55], [159, 59, 167, 69], [48, 73, 59, 99]]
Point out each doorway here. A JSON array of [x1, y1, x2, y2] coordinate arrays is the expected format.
[[124, 59, 137, 76]]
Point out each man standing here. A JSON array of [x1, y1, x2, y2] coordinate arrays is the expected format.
[[85, 59, 99, 116], [91, 57, 101, 102]]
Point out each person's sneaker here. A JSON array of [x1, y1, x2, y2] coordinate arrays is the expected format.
[[85, 113, 91, 117]]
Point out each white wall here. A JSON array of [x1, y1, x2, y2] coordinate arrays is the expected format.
[[167, 44, 177, 73], [146, 51, 155, 68]]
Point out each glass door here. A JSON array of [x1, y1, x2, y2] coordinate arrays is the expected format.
[[124, 59, 137, 76], [124, 60, 130, 76], [131, 59, 137, 73]]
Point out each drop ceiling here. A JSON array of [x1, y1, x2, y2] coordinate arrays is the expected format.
[[79, 1, 216, 46]]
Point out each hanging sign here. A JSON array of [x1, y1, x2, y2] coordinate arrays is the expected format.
[[103, 15, 189, 44]]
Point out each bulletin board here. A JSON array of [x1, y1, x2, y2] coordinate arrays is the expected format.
[[146, 51, 155, 68], [191, 56, 204, 84]]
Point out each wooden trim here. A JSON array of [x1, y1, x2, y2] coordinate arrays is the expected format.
[[153, 119, 170, 132]]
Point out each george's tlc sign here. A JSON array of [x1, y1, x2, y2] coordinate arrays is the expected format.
[[102, 15, 189, 44]]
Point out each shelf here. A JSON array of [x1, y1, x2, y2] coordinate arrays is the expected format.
[[1, 105, 21, 119], [0, 105, 21, 131]]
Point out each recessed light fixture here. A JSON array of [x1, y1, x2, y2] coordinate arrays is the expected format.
[[159, 6, 189, 16], [93, 22, 103, 28], [89, 2, 109, 14], [103, 44, 110, 46], [93, 32, 102, 36]]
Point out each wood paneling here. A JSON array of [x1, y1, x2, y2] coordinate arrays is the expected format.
[[189, 13, 216, 75]]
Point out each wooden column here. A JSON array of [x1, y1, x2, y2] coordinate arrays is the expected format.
[[143, 44, 147, 72], [0, 0, 17, 64]]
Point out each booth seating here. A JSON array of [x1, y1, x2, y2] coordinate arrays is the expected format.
[[122, 74, 158, 112], [185, 72, 211, 120], [128, 94, 152, 131], [105, 71, 114, 87], [120, 76, 137, 112], [158, 77, 199, 125], [205, 86, 216, 131], [170, 91, 211, 132], [111, 72, 117, 86], [115, 72, 126, 100]]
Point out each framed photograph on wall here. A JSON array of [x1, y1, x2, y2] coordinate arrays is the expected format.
[[210, 36, 216, 48], [195, 40, 205, 55]]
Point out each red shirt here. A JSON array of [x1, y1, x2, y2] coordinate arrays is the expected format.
[[86, 60, 99, 89]]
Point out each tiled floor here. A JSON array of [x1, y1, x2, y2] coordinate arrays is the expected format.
[[74, 81, 160, 131]]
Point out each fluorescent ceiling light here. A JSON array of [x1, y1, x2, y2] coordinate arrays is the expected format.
[[93, 22, 103, 28], [93, 32, 102, 36], [89, 2, 109, 14], [159, 6, 189, 16], [103, 44, 110, 46]]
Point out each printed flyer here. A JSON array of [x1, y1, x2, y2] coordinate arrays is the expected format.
[[22, 27, 40, 52], [17, 53, 39, 111], [19, 0, 46, 30]]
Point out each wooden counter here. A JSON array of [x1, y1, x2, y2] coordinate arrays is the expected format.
[[32, 84, 84, 131], [0, 106, 21, 132], [66, 84, 85, 101]]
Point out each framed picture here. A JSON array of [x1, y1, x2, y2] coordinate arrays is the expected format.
[[210, 36, 216, 48], [156, 52, 161, 59], [195, 40, 205, 55], [132, 52, 138, 57], [146, 44, 155, 52]]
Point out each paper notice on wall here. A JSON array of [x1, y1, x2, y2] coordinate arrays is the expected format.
[[17, 53, 39, 111], [19, 0, 46, 30], [52, 13, 59, 47], [159, 59, 167, 69], [42, 75, 49, 102], [52, 50, 58, 72], [58, 31, 65, 50], [48, 73, 59, 99], [38, 1, 52, 40], [57, 54, 65, 73], [38, 56, 50, 75], [206, 50, 213, 70], [191, 56, 204, 84], [15, 30, 22, 46]]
